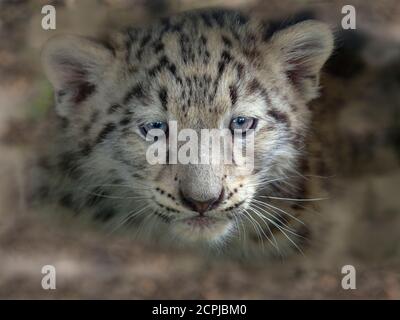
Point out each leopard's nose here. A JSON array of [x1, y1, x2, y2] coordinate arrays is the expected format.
[[180, 189, 224, 214]]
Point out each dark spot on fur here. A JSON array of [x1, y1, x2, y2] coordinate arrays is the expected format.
[[200, 35, 207, 45], [229, 84, 238, 105], [119, 117, 132, 126], [243, 48, 260, 61], [148, 55, 178, 80], [56, 90, 66, 103], [216, 50, 233, 77], [158, 87, 168, 110], [123, 84, 144, 104], [154, 211, 172, 223], [73, 82, 96, 104], [268, 109, 290, 126], [96, 122, 116, 144], [140, 34, 151, 48], [247, 78, 262, 94], [112, 178, 124, 184], [90, 110, 100, 123], [153, 41, 164, 53], [221, 50, 232, 63], [260, 91, 272, 107], [80, 142, 92, 156], [236, 63, 245, 78], [222, 35, 232, 48], [247, 78, 271, 106]]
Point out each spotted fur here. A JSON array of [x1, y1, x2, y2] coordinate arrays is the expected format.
[[39, 9, 334, 258]]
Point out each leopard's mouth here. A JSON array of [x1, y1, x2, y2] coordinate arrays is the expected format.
[[169, 213, 234, 242], [152, 199, 248, 242]]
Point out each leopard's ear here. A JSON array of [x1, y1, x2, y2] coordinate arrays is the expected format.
[[269, 20, 334, 101], [41, 35, 114, 115]]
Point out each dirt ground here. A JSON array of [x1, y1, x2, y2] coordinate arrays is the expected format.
[[0, 0, 399, 299]]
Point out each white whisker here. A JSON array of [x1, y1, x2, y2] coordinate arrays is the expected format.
[[259, 195, 328, 202]]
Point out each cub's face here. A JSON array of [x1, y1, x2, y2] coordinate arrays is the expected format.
[[42, 12, 333, 244]]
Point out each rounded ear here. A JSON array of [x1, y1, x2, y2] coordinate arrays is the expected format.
[[269, 20, 334, 101], [41, 35, 114, 114]]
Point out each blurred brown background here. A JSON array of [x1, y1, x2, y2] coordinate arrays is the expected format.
[[0, 0, 399, 299]]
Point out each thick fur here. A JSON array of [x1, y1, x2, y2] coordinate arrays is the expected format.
[[38, 9, 333, 258]]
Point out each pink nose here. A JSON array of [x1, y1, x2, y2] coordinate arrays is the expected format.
[[180, 189, 224, 214]]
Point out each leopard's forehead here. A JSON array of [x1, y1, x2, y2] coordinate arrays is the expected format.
[[125, 10, 259, 69], [120, 10, 278, 127]]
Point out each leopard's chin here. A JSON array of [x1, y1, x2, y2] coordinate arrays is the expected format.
[[170, 215, 234, 243]]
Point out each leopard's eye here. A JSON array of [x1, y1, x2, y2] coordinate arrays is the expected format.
[[140, 121, 168, 138], [229, 117, 258, 133]]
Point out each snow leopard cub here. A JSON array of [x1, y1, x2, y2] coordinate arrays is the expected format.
[[40, 9, 333, 257]]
